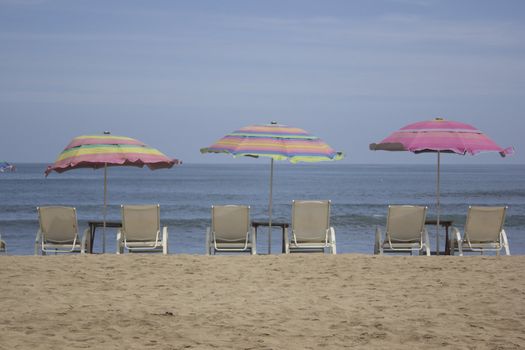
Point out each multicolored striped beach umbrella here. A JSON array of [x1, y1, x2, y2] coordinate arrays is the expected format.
[[370, 117, 513, 254], [46, 133, 180, 253], [200, 123, 343, 163], [201, 122, 343, 253], [45, 134, 178, 174]]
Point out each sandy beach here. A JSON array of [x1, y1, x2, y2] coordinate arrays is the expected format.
[[0, 254, 524, 349]]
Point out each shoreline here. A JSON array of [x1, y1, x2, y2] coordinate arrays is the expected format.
[[1, 254, 524, 349]]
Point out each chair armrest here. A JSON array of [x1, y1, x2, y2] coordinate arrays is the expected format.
[[162, 226, 168, 255], [34, 229, 42, 255]]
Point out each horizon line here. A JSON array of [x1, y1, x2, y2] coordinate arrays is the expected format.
[[6, 161, 525, 166]]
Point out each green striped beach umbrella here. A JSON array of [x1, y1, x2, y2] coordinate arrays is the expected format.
[[45, 132, 180, 252]]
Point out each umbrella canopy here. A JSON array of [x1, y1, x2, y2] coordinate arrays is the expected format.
[[201, 123, 343, 163], [201, 122, 343, 253], [370, 117, 513, 254], [370, 118, 513, 156], [45, 134, 178, 175], [46, 133, 180, 253]]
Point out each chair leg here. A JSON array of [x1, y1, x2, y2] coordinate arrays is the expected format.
[[34, 230, 42, 256], [451, 228, 464, 256], [330, 227, 336, 255], [501, 230, 511, 256], [81, 228, 89, 254], [162, 227, 168, 255], [205, 228, 211, 256], [116, 231, 123, 254], [250, 227, 257, 255], [374, 226, 382, 255], [374, 227, 378, 255], [423, 229, 431, 256], [449, 236, 455, 256], [284, 228, 290, 254]]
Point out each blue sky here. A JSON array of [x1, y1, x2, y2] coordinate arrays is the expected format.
[[1, 0, 523, 164]]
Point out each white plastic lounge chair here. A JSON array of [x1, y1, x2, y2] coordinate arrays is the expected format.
[[374, 205, 430, 256], [116, 204, 168, 254], [35, 206, 88, 255], [206, 205, 256, 255], [284, 200, 337, 254], [0, 233, 6, 254], [449, 206, 510, 256]]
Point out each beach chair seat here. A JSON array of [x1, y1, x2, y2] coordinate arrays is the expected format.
[[206, 205, 256, 255], [116, 204, 168, 254], [449, 206, 510, 256], [285, 200, 337, 254], [35, 206, 88, 255], [374, 205, 430, 256]]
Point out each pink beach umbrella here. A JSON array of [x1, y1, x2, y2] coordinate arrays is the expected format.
[[370, 117, 513, 254], [45, 132, 180, 252]]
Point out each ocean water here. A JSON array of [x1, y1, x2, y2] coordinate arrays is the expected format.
[[1, 163, 524, 255]]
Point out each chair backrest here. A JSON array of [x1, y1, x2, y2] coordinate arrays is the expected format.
[[292, 200, 330, 242], [386, 205, 427, 242], [121, 204, 160, 241], [37, 206, 79, 243], [212, 205, 250, 243], [464, 206, 507, 243]]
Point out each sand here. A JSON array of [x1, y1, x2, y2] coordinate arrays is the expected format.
[[0, 254, 524, 349]]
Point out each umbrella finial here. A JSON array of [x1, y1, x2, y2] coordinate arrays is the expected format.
[[434, 117, 444, 121], [103, 131, 111, 135]]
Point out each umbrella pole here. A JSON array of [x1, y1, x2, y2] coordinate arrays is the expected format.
[[436, 151, 441, 255], [268, 158, 274, 254], [103, 163, 107, 254]]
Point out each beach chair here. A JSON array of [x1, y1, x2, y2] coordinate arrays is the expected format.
[[116, 204, 168, 254], [35, 206, 88, 255], [206, 205, 256, 255], [0, 233, 6, 254], [284, 200, 337, 254], [449, 206, 510, 256], [374, 205, 430, 256]]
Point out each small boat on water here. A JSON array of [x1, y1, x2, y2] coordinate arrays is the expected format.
[[0, 161, 15, 172]]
